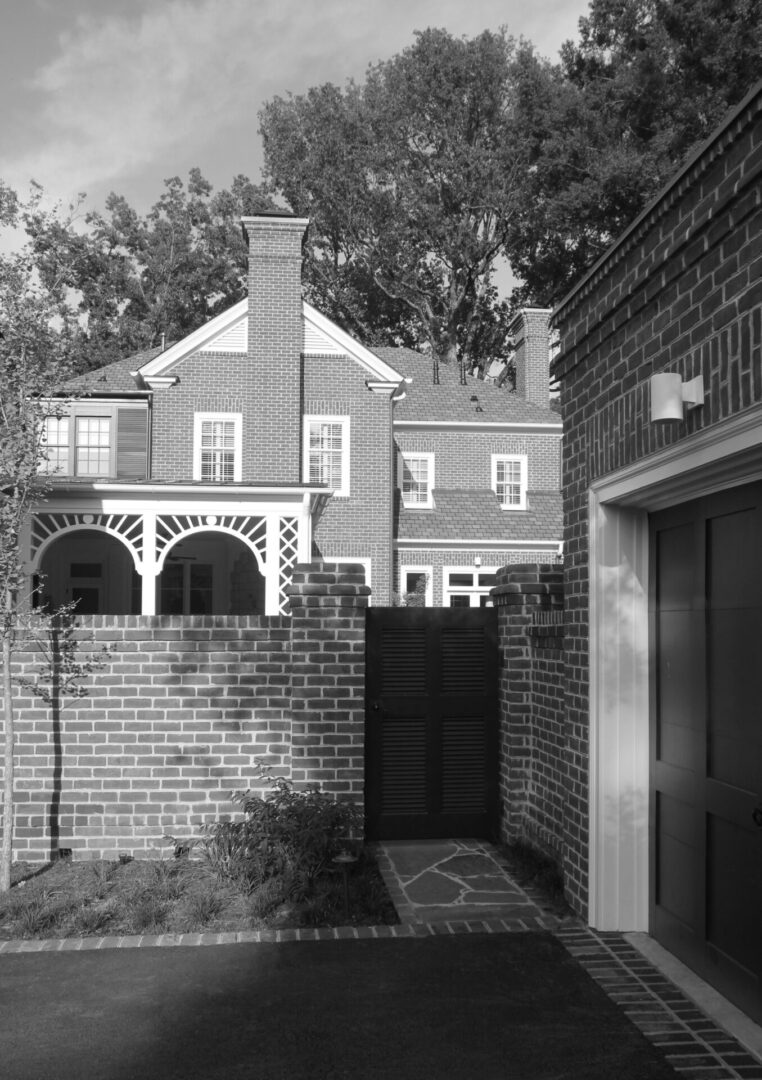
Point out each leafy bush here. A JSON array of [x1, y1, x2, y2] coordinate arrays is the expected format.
[[196, 766, 361, 898]]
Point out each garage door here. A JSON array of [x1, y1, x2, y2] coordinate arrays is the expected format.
[[651, 481, 762, 1023], [365, 607, 498, 840]]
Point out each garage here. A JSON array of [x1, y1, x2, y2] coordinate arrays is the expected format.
[[651, 481, 762, 1023]]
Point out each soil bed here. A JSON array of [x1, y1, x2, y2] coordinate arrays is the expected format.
[[0, 849, 398, 939]]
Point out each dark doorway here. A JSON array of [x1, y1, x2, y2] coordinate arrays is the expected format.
[[365, 607, 499, 840], [650, 480, 762, 1023]]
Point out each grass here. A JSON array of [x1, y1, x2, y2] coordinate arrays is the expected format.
[[0, 849, 399, 940]]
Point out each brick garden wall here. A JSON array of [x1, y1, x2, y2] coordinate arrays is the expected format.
[[550, 87, 762, 912], [493, 565, 570, 879], [0, 565, 368, 863]]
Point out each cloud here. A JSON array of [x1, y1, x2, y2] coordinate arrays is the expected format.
[[5, 0, 582, 206]]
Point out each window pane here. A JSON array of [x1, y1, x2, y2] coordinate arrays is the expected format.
[[75, 416, 110, 476], [496, 458, 522, 506], [448, 572, 474, 587], [402, 456, 430, 506], [43, 416, 69, 473], [308, 422, 344, 488], [200, 420, 235, 481]]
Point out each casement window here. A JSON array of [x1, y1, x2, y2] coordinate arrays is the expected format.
[[41, 404, 148, 479], [491, 454, 528, 510], [400, 452, 434, 508], [303, 416, 350, 497], [194, 413, 242, 483], [443, 567, 498, 608]]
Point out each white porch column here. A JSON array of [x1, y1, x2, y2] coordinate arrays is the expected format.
[[299, 493, 312, 563], [140, 512, 158, 615], [264, 515, 281, 615]]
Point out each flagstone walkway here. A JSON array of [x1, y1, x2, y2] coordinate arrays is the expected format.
[[375, 838, 566, 929]]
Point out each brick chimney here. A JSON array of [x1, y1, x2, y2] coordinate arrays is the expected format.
[[510, 308, 551, 407], [241, 213, 309, 482]]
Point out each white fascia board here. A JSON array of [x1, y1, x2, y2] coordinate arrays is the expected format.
[[138, 299, 248, 378], [393, 420, 562, 433], [303, 302, 405, 384], [394, 538, 562, 550]]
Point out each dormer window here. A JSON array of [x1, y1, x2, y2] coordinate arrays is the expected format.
[[194, 413, 242, 482]]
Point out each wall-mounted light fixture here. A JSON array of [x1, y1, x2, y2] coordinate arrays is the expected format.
[[650, 372, 705, 422]]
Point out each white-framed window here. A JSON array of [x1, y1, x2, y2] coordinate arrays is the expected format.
[[400, 452, 434, 508], [75, 415, 112, 476], [194, 413, 242, 482], [443, 566, 499, 608], [303, 416, 350, 497], [43, 416, 70, 474], [400, 565, 433, 606], [492, 454, 528, 510]]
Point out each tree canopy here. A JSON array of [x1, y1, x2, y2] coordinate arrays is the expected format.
[[6, 3, 762, 371], [22, 170, 275, 373], [508, 0, 762, 304], [260, 28, 531, 368]]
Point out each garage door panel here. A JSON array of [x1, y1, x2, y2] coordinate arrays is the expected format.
[[708, 506, 760, 607], [706, 813, 762, 973], [708, 609, 762, 793], [651, 481, 762, 1024]]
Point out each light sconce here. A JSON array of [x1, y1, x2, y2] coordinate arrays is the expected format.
[[650, 372, 705, 422], [474, 556, 482, 567]]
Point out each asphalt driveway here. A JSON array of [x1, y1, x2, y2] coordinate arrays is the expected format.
[[0, 931, 678, 1080]]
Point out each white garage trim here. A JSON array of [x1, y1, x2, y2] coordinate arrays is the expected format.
[[588, 404, 762, 931]]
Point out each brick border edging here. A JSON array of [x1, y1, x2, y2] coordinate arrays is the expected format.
[[0, 913, 567, 952]]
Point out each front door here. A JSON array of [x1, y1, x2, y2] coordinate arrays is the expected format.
[[650, 482, 762, 1022], [365, 607, 498, 840]]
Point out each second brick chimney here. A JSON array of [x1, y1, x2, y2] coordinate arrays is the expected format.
[[511, 308, 551, 408], [241, 213, 308, 482]]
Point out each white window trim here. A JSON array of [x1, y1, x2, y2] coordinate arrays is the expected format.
[[400, 565, 433, 606], [442, 565, 500, 607], [491, 454, 528, 510], [193, 413, 242, 483], [400, 451, 435, 509], [303, 416, 350, 497], [588, 404, 762, 934]]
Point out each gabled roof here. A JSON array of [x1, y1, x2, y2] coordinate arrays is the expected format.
[[375, 347, 560, 427], [134, 299, 405, 386], [396, 489, 563, 542]]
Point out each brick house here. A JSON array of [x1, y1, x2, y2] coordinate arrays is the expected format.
[[31, 214, 561, 614], [551, 81, 762, 1022]]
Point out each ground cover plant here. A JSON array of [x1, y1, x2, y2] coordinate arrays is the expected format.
[[0, 773, 398, 939]]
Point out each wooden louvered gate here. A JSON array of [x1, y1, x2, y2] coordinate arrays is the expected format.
[[365, 607, 499, 840]]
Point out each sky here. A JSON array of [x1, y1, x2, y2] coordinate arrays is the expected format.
[[2, 0, 588, 218]]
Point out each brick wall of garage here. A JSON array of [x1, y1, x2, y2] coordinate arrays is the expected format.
[[550, 87, 762, 912]]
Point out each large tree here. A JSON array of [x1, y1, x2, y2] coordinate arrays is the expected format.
[[24, 170, 276, 372], [507, 0, 762, 305], [260, 28, 533, 368]]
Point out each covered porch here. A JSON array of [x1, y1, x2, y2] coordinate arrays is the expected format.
[[26, 482, 330, 616]]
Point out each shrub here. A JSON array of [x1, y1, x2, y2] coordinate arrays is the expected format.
[[197, 765, 361, 898]]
